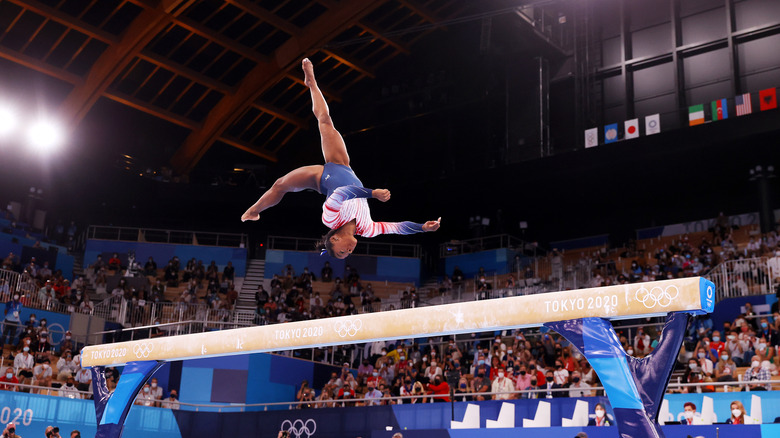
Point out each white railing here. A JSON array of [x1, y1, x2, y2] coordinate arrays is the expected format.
[[0, 269, 21, 301], [87, 225, 247, 248], [705, 256, 776, 301]]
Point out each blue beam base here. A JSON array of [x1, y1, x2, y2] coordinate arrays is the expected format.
[[545, 312, 690, 438], [91, 361, 163, 438]]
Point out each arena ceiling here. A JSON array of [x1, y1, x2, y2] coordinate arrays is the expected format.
[[0, 0, 478, 175]]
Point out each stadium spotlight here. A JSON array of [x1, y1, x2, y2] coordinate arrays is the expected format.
[[0, 105, 18, 137], [26, 119, 64, 152]]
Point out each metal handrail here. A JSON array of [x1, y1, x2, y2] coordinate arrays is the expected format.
[[439, 234, 529, 258], [267, 236, 421, 258], [87, 225, 247, 248]]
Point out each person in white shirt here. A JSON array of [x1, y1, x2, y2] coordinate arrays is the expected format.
[[150, 378, 164, 406], [32, 359, 53, 393], [59, 376, 80, 399], [74, 368, 92, 392], [364, 384, 383, 406], [424, 361, 442, 381], [13, 347, 34, 387], [568, 371, 592, 397], [135, 384, 155, 406], [552, 359, 569, 385], [491, 369, 515, 400], [694, 347, 714, 377], [161, 390, 180, 410]]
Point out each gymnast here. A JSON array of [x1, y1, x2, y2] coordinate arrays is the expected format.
[[241, 58, 441, 259]]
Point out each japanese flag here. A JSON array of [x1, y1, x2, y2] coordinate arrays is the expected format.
[[624, 118, 639, 139]]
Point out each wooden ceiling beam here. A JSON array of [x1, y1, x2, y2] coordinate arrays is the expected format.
[[170, 0, 389, 174], [4, 0, 118, 45], [173, 17, 269, 64], [285, 73, 342, 102], [321, 48, 376, 78], [226, 0, 300, 36], [359, 21, 410, 54], [58, 0, 192, 130], [138, 50, 234, 94], [0, 45, 83, 85], [217, 136, 277, 161], [251, 102, 306, 129], [103, 89, 199, 130]]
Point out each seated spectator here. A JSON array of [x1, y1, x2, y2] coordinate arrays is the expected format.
[[150, 378, 164, 406], [364, 383, 382, 406], [33, 333, 51, 361], [56, 352, 78, 380], [682, 401, 700, 425], [426, 375, 449, 402], [74, 367, 91, 392], [143, 257, 157, 276], [693, 346, 714, 377], [161, 390, 179, 410], [491, 368, 514, 400], [743, 355, 771, 391], [568, 371, 592, 397], [714, 353, 737, 382], [59, 331, 74, 355], [540, 370, 564, 398], [135, 384, 155, 406], [0, 367, 19, 391], [108, 253, 121, 271], [453, 377, 471, 402], [726, 400, 746, 424], [59, 376, 80, 399], [588, 403, 614, 426], [32, 359, 53, 393], [14, 346, 34, 389]]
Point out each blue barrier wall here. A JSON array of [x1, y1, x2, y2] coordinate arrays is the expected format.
[[710, 294, 778, 331], [84, 240, 247, 277], [0, 390, 181, 438], [177, 352, 345, 410], [265, 249, 421, 285], [442, 249, 516, 279]]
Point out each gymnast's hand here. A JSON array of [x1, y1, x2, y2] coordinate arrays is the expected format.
[[241, 207, 260, 222], [372, 189, 391, 202], [422, 217, 442, 232]]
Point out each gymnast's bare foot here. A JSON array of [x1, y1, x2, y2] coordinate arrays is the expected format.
[[302, 58, 316, 88]]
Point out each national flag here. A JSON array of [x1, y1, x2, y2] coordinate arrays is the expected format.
[[759, 88, 777, 111], [688, 104, 705, 126], [711, 98, 728, 121], [645, 113, 660, 135], [584, 127, 598, 148], [735, 93, 752, 116], [624, 118, 639, 139], [604, 123, 618, 144]]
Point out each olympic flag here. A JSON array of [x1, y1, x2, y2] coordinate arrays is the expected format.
[[81, 277, 714, 367]]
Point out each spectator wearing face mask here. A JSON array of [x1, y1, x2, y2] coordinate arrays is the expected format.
[[743, 355, 771, 391], [453, 377, 471, 402], [424, 358, 442, 383], [491, 368, 515, 400], [364, 383, 383, 406], [2, 294, 22, 346], [73, 368, 91, 393], [32, 359, 53, 393], [149, 378, 164, 406], [588, 403, 613, 426], [59, 332, 74, 355], [726, 400, 746, 424], [0, 367, 18, 391], [426, 375, 449, 402], [681, 402, 700, 425], [568, 371, 592, 397], [135, 384, 155, 406], [13, 346, 34, 389], [56, 352, 78, 381], [161, 390, 179, 410], [59, 376, 80, 399], [540, 370, 564, 398]]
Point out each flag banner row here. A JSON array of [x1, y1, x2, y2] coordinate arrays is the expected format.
[[584, 87, 777, 148], [584, 114, 659, 148], [688, 87, 777, 126]]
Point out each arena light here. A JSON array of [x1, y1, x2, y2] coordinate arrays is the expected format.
[[26, 119, 64, 152], [0, 105, 18, 137]]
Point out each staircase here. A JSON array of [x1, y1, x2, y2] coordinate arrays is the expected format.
[[235, 259, 265, 313]]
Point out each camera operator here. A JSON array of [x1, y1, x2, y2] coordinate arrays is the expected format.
[[44, 426, 60, 438], [2, 422, 20, 438]]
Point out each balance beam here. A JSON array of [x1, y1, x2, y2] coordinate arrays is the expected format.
[[80, 277, 714, 367]]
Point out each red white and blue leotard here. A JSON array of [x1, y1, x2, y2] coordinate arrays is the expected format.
[[320, 163, 424, 237]]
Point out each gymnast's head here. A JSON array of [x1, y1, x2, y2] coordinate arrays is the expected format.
[[317, 225, 357, 259]]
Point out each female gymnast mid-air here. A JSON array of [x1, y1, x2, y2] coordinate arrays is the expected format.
[[241, 58, 441, 259]]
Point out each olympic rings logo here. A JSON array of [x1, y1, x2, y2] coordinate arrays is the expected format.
[[634, 285, 679, 309], [333, 319, 362, 337], [281, 419, 317, 438], [133, 343, 154, 358]]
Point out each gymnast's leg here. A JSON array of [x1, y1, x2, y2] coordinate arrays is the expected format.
[[240, 165, 322, 222], [302, 58, 350, 167]]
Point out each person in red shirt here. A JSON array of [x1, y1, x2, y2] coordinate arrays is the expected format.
[[708, 331, 726, 360], [108, 253, 121, 271], [0, 367, 19, 391], [427, 376, 450, 402]]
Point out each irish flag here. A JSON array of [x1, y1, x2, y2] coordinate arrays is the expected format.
[[688, 104, 705, 126]]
